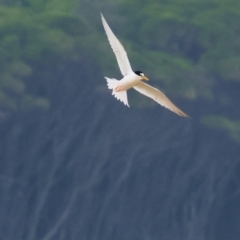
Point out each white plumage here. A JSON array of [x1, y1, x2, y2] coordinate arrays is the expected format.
[[101, 13, 188, 117], [101, 13, 132, 76]]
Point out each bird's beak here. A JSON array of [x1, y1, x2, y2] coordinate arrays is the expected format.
[[142, 75, 149, 81]]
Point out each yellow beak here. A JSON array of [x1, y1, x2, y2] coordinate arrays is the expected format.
[[142, 75, 149, 81]]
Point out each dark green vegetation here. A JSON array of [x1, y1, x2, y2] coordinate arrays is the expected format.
[[0, 0, 98, 113], [1, 0, 240, 141], [1, 1, 240, 239]]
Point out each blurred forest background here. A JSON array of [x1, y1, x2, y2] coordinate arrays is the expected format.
[[1, 0, 240, 239]]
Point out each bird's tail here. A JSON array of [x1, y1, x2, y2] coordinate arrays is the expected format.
[[105, 77, 129, 107]]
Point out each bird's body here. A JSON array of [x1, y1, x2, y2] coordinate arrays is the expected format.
[[101, 13, 188, 117], [114, 72, 142, 91]]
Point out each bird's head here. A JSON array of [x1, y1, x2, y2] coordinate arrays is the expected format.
[[134, 71, 149, 81]]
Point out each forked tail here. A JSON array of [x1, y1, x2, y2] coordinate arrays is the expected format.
[[105, 77, 129, 107]]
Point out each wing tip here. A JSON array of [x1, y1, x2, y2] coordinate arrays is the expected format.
[[100, 13, 106, 22], [177, 110, 190, 118]]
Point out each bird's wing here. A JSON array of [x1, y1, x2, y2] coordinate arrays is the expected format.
[[101, 13, 132, 76], [133, 82, 189, 117]]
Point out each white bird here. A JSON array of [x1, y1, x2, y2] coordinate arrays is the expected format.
[[101, 13, 188, 117]]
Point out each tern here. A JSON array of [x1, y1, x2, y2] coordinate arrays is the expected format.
[[101, 13, 188, 117]]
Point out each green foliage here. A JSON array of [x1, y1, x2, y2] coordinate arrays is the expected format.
[[117, 0, 240, 96], [203, 115, 240, 143], [1, 0, 240, 144], [0, 2, 97, 117], [114, 0, 240, 143]]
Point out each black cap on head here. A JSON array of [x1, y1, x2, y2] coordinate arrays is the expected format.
[[134, 71, 144, 76]]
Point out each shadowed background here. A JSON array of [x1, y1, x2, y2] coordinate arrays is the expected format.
[[0, 0, 240, 239]]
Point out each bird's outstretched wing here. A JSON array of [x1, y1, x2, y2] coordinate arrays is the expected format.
[[101, 13, 132, 76], [133, 82, 189, 117]]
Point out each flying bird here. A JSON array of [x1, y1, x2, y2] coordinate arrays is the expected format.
[[101, 13, 188, 117]]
